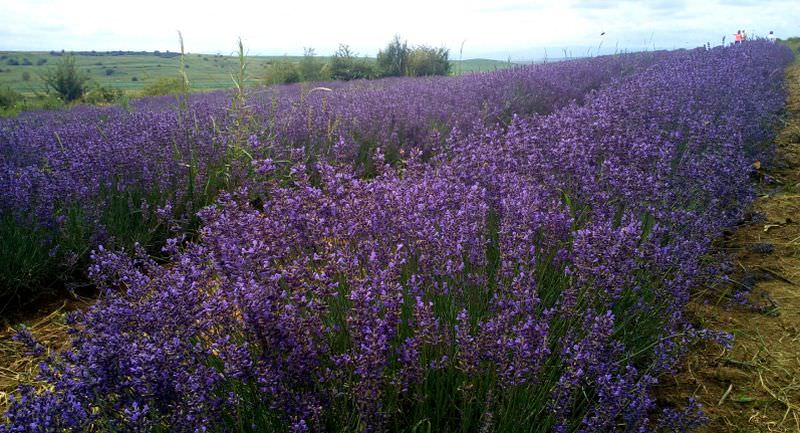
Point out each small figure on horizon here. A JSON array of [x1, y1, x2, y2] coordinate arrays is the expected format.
[[735, 30, 742, 45], [742, 29, 748, 41], [768, 31, 777, 43]]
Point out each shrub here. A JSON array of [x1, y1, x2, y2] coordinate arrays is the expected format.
[[263, 60, 302, 85], [21, 71, 30, 81], [22, 58, 32, 66], [83, 84, 123, 104], [141, 76, 188, 96], [408, 45, 452, 77], [41, 54, 89, 102], [0, 86, 22, 109], [377, 35, 410, 77], [7, 58, 19, 66], [329, 44, 376, 81], [36, 58, 47, 66], [299, 47, 328, 82], [105, 68, 114, 76], [131, 76, 138, 82]]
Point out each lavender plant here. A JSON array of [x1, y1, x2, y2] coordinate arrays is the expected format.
[[1, 41, 794, 432], [0, 50, 654, 303]]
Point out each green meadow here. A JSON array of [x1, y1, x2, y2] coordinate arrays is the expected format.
[[0, 50, 514, 95]]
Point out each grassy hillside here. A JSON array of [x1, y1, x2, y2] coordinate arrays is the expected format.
[[0, 51, 513, 95]]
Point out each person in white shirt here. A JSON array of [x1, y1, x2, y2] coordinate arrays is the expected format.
[[768, 31, 777, 43]]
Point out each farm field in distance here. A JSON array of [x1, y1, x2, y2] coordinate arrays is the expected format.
[[0, 50, 514, 94], [1, 29, 799, 433]]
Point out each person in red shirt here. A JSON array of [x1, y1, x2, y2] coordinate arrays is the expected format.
[[735, 30, 742, 44]]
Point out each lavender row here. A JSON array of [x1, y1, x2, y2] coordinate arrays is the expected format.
[[0, 52, 656, 299], [3, 42, 792, 431]]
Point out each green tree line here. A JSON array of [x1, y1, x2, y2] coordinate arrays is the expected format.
[[264, 36, 451, 84]]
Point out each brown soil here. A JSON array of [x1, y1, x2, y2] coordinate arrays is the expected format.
[[657, 64, 800, 432]]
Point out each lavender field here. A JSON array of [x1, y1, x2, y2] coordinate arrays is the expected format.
[[0, 41, 794, 432]]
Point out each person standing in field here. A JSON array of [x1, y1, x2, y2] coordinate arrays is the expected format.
[[735, 30, 742, 45], [742, 29, 747, 41], [768, 31, 777, 43]]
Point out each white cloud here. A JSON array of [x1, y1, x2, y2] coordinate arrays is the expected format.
[[0, 0, 797, 59]]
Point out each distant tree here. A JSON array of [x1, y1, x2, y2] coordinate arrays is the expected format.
[[105, 68, 114, 76], [131, 76, 139, 82], [329, 44, 376, 81], [263, 60, 301, 85], [408, 46, 451, 77], [7, 58, 19, 66], [299, 47, 327, 82], [377, 35, 409, 77], [41, 54, 89, 102], [22, 58, 32, 66], [36, 59, 47, 66]]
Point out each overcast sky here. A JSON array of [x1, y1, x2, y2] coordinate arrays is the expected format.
[[0, 0, 798, 60]]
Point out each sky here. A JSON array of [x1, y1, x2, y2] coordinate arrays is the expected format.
[[0, 0, 798, 60]]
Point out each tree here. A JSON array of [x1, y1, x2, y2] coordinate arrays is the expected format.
[[329, 44, 376, 81], [377, 35, 409, 77], [41, 54, 89, 102], [299, 47, 328, 82], [263, 60, 301, 85], [408, 46, 451, 77]]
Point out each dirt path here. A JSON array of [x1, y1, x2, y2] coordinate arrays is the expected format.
[[658, 63, 800, 432]]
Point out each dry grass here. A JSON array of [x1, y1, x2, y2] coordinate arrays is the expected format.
[[0, 298, 89, 413]]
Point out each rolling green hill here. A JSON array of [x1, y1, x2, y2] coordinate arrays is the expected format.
[[0, 51, 514, 96]]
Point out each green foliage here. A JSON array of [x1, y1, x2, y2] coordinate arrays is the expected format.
[[82, 84, 123, 104], [781, 37, 800, 59], [141, 76, 188, 96], [263, 60, 301, 85], [0, 214, 59, 303], [377, 35, 410, 77], [0, 86, 22, 109], [0, 50, 512, 94], [329, 44, 376, 81], [41, 54, 89, 102], [408, 46, 452, 77], [299, 47, 328, 82], [376, 37, 451, 78], [21, 71, 31, 81]]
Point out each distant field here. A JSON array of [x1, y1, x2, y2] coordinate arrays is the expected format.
[[0, 51, 514, 95]]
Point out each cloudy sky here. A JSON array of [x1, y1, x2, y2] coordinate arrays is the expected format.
[[0, 0, 797, 60]]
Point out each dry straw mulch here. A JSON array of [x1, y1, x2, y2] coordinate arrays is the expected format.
[[0, 298, 89, 413]]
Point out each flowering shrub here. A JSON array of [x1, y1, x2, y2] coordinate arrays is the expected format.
[[1, 42, 794, 432]]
